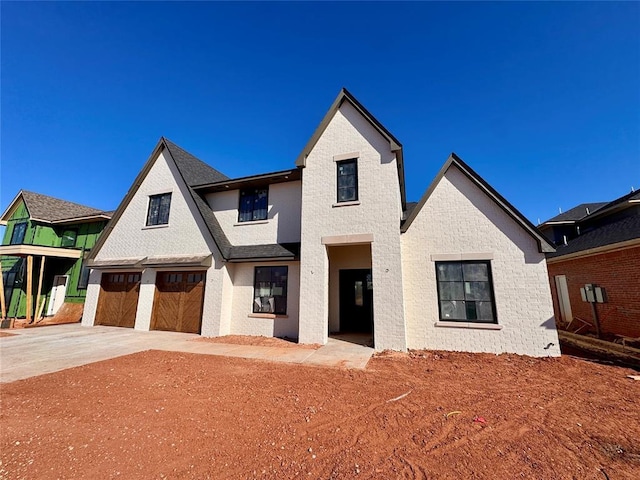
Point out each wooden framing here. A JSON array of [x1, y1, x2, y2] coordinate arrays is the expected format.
[[26, 255, 33, 322], [34, 256, 45, 322], [0, 258, 5, 320]]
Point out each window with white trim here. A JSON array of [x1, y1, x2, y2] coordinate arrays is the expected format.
[[435, 261, 497, 323], [146, 193, 172, 226]]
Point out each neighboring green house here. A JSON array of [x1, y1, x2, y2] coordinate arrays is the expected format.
[[0, 191, 112, 321]]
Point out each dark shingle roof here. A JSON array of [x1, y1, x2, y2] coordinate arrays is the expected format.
[[163, 138, 229, 187], [227, 243, 300, 261], [543, 202, 608, 223], [402, 202, 418, 222], [164, 139, 298, 261], [547, 214, 640, 258], [21, 191, 111, 223]]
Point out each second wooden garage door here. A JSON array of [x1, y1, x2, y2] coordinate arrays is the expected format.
[[95, 272, 141, 328], [151, 271, 206, 334]]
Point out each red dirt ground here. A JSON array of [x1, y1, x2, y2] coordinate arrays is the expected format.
[[194, 335, 320, 349], [1, 350, 638, 479], [0, 332, 16, 338]]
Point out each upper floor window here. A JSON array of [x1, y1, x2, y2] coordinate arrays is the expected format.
[[10, 222, 27, 245], [61, 229, 77, 247], [435, 261, 497, 323], [146, 193, 172, 226], [337, 159, 358, 203], [239, 188, 268, 222]]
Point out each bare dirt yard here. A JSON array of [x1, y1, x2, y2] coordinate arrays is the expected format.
[[194, 335, 320, 349], [1, 349, 638, 479]]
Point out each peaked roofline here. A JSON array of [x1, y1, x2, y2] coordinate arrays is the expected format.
[[0, 190, 111, 226], [294, 88, 406, 210], [88, 137, 234, 261], [401, 153, 555, 254], [87, 138, 297, 264], [88, 138, 169, 261], [0, 191, 26, 225]]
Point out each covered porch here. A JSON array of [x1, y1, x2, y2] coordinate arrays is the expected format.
[[0, 245, 82, 325], [324, 235, 374, 348]]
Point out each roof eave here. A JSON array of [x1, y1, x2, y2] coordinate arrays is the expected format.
[[193, 168, 302, 193], [0, 190, 28, 225], [294, 88, 406, 209], [401, 153, 555, 254]]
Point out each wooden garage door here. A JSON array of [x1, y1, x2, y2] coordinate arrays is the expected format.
[[95, 272, 141, 328], [151, 271, 206, 334]]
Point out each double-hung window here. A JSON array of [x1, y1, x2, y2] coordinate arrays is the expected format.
[[435, 261, 497, 323], [253, 266, 288, 315], [146, 193, 172, 226], [10, 222, 27, 245], [337, 159, 358, 203], [239, 188, 268, 222]]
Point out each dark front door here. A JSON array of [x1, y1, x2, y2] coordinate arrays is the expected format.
[[339, 269, 373, 333]]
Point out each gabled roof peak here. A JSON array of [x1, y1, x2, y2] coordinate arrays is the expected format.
[[0, 190, 112, 225], [294, 88, 406, 209], [402, 152, 555, 253]]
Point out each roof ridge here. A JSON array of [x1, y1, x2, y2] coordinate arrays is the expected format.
[[162, 138, 229, 186]]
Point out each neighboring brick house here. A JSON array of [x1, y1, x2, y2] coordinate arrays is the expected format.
[[82, 89, 560, 356], [0, 191, 112, 321], [540, 190, 640, 338]]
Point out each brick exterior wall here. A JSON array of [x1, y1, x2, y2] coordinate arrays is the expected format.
[[401, 165, 561, 357], [297, 101, 406, 350], [547, 245, 640, 338], [206, 181, 302, 246]]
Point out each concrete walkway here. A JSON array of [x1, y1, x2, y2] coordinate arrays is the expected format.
[[0, 324, 374, 383]]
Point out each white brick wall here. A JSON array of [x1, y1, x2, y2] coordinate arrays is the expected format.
[[298, 101, 407, 350], [90, 148, 227, 334], [228, 261, 300, 339], [96, 151, 213, 260], [80, 269, 102, 326], [401, 165, 561, 357], [206, 181, 302, 246]]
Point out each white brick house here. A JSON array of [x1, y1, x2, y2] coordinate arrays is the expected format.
[[83, 89, 560, 357]]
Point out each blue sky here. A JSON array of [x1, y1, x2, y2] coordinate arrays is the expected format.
[[2, 1, 638, 226]]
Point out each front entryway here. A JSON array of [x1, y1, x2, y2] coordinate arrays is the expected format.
[[339, 269, 373, 333], [46, 275, 68, 316], [151, 271, 205, 334], [95, 272, 141, 328]]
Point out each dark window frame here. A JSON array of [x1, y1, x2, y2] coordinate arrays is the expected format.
[[77, 261, 91, 290], [238, 187, 269, 222], [253, 266, 288, 315], [146, 192, 172, 226], [336, 159, 358, 203], [435, 260, 498, 324], [61, 229, 78, 248], [10, 222, 27, 245]]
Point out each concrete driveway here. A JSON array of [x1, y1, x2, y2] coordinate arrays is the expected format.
[[0, 324, 374, 383]]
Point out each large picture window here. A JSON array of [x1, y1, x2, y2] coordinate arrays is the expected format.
[[238, 188, 268, 222], [435, 261, 497, 323], [146, 193, 172, 226], [337, 159, 358, 203], [10, 222, 27, 245], [253, 266, 288, 315]]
